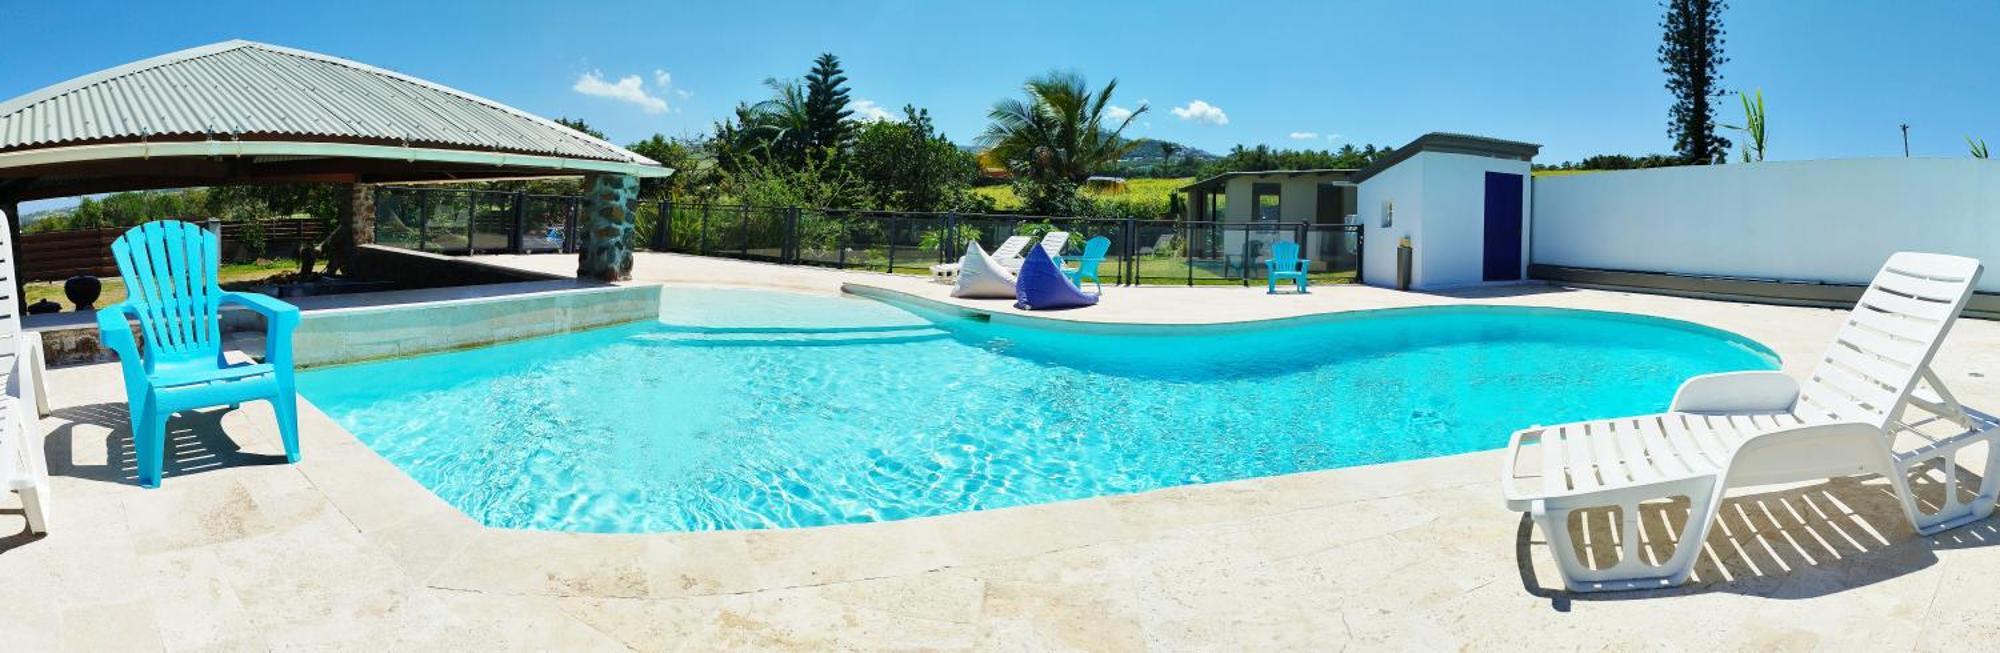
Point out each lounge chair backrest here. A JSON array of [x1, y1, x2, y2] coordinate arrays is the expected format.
[[1799, 252, 1983, 429], [1154, 233, 1176, 250], [990, 235, 1032, 260], [0, 210, 18, 337], [1037, 232, 1070, 258], [110, 221, 226, 367], [1270, 240, 1301, 264]]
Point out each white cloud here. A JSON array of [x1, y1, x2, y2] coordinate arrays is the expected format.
[[652, 69, 671, 88], [572, 70, 669, 114], [1288, 131, 1319, 140], [1326, 133, 1344, 142], [1171, 100, 1228, 125], [1106, 100, 1148, 122], [852, 99, 896, 122]]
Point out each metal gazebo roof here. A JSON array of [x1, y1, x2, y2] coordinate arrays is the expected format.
[[0, 40, 669, 201]]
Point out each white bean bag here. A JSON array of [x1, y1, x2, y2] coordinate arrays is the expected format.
[[950, 240, 1018, 299]]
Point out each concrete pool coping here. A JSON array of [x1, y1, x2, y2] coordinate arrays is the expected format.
[[8, 251, 2000, 649]]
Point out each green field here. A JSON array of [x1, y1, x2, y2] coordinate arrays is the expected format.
[[973, 177, 1193, 213]]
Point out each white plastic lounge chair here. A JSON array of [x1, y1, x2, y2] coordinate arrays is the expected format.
[[932, 235, 1030, 284], [1003, 232, 1070, 273], [1501, 252, 1995, 592], [0, 209, 51, 534]]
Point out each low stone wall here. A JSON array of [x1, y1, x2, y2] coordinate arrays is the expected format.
[[35, 281, 661, 368], [292, 284, 659, 367], [345, 244, 564, 289]]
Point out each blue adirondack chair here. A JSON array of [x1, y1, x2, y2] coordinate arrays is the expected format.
[[1060, 236, 1112, 293], [96, 221, 302, 488], [1265, 240, 1311, 294]]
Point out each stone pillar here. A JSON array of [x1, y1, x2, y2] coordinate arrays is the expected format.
[[329, 183, 375, 275], [577, 174, 638, 281]]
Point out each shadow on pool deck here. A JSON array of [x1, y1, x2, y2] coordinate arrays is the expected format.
[[42, 402, 291, 488], [1516, 469, 2000, 610]]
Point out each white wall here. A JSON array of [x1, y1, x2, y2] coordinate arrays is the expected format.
[[1532, 158, 2000, 292], [1358, 155, 1422, 286], [1357, 151, 1532, 289]]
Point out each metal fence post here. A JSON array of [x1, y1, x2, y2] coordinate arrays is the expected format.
[[417, 188, 432, 252], [786, 207, 801, 264], [464, 193, 478, 255], [698, 204, 710, 255], [1185, 221, 1195, 287], [510, 191, 527, 254], [943, 213, 957, 263], [664, 197, 680, 251], [886, 215, 898, 274]]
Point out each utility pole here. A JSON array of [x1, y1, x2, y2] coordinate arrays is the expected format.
[[1900, 123, 1911, 157]]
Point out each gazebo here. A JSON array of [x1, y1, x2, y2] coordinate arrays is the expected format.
[[0, 39, 672, 287]]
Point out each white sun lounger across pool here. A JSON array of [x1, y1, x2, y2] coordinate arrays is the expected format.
[[1501, 252, 1996, 592], [1002, 232, 1070, 273], [932, 235, 1031, 284]]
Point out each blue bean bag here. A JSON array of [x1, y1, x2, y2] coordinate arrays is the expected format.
[[1013, 245, 1098, 310]]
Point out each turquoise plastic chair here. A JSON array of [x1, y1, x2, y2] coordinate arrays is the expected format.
[[96, 221, 302, 488], [1265, 240, 1311, 294], [1060, 236, 1112, 293]]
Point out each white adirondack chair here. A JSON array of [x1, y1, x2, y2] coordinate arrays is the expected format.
[[932, 235, 1032, 284], [1501, 252, 1995, 592], [0, 209, 51, 534]]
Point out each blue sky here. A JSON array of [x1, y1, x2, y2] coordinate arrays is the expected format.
[[7, 0, 1997, 211]]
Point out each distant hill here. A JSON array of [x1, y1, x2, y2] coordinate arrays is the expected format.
[[1120, 139, 1216, 164], [957, 138, 1215, 163]]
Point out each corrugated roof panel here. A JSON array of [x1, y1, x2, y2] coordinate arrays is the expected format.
[[0, 40, 656, 166]]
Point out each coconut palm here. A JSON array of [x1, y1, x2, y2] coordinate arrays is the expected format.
[[978, 71, 1147, 185]]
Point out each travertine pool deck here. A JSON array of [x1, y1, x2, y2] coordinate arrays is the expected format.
[[5, 251, 2000, 650]]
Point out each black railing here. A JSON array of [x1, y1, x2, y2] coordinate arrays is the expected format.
[[375, 187, 1362, 286], [651, 203, 1362, 287]]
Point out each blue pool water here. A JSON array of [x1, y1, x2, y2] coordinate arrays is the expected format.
[[297, 288, 1778, 533]]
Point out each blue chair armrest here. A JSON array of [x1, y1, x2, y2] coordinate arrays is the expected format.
[[220, 291, 301, 329], [95, 302, 142, 359], [95, 302, 148, 384], [221, 292, 301, 368]]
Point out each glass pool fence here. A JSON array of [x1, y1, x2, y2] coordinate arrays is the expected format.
[[375, 188, 1362, 287]]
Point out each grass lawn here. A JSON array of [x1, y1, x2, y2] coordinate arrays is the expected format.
[[25, 259, 307, 310], [974, 177, 1193, 212]]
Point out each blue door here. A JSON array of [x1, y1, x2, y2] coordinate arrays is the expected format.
[[1482, 172, 1524, 281]]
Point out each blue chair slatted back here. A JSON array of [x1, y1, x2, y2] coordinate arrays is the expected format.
[[1079, 236, 1112, 261], [110, 221, 225, 368], [1271, 240, 1302, 270]]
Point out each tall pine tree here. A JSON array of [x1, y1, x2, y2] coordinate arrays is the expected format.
[[803, 53, 854, 153], [1659, 0, 1731, 164]]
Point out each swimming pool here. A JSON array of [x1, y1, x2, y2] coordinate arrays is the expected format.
[[297, 287, 1778, 533]]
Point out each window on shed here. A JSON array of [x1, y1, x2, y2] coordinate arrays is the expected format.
[[1252, 183, 1281, 221]]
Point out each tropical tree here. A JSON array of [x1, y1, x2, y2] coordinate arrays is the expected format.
[[1157, 142, 1182, 171], [1722, 89, 1766, 162], [1970, 136, 1990, 159], [850, 105, 980, 212], [554, 117, 607, 141], [1659, 0, 1731, 164], [979, 71, 1147, 213], [803, 53, 855, 152]]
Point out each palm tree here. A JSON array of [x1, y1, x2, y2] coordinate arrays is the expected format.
[[978, 71, 1147, 185], [1157, 141, 1182, 172]]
